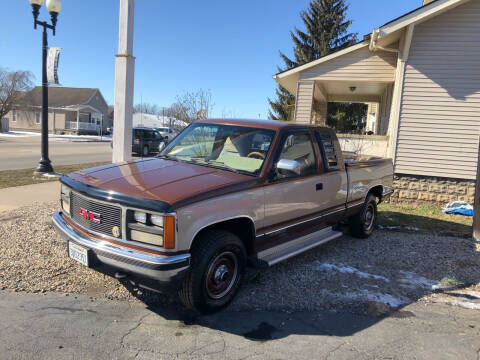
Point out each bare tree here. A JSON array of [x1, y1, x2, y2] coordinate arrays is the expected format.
[[0, 68, 34, 126], [133, 102, 161, 115], [167, 89, 214, 124]]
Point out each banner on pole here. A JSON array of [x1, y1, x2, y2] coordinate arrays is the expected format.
[[47, 47, 61, 85]]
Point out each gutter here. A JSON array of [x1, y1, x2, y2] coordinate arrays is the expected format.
[[369, 29, 400, 53]]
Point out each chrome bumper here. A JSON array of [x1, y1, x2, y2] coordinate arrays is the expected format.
[[382, 186, 394, 198], [52, 212, 190, 282]]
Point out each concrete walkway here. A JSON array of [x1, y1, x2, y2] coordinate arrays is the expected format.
[[0, 181, 59, 212], [1, 290, 479, 360]]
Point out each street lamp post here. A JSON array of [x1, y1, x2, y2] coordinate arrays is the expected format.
[[29, 0, 62, 174]]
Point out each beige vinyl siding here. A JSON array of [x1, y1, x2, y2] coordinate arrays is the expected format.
[[395, 0, 480, 180], [294, 81, 315, 124], [298, 46, 397, 82]]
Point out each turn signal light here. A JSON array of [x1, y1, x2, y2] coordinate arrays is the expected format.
[[163, 216, 176, 249]]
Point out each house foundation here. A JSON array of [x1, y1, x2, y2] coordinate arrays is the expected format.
[[388, 174, 476, 205]]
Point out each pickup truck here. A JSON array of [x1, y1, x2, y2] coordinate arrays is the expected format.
[[53, 119, 393, 314]]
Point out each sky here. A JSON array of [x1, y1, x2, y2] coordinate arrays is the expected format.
[[0, 0, 422, 118]]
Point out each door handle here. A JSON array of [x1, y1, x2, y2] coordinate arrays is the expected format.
[[316, 183, 323, 191]]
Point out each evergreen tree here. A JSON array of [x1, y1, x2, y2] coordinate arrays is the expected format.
[[268, 0, 357, 121]]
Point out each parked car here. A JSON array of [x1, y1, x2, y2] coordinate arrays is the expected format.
[[154, 127, 178, 142], [53, 119, 393, 314], [111, 127, 164, 156]]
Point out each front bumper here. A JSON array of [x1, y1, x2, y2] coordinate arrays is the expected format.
[[52, 212, 190, 285]]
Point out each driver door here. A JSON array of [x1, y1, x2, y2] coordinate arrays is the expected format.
[[258, 129, 345, 251]]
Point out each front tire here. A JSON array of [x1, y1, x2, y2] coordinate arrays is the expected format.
[[179, 230, 246, 314], [350, 193, 378, 238]]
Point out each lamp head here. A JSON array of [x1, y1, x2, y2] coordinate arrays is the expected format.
[[46, 0, 61, 13], [29, 0, 44, 27]]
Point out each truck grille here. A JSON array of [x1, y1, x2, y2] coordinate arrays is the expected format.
[[70, 192, 122, 238]]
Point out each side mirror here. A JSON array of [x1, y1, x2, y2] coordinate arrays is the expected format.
[[276, 159, 302, 176], [158, 142, 166, 152]]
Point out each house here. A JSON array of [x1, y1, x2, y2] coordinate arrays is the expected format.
[[6, 87, 110, 135], [273, 0, 480, 204], [133, 113, 188, 130]]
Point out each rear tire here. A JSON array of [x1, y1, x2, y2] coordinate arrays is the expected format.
[[350, 194, 377, 239], [179, 230, 246, 314]]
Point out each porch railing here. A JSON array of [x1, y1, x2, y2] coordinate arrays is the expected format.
[[66, 121, 100, 132]]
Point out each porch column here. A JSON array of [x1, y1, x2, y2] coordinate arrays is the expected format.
[[113, 0, 135, 163], [294, 80, 315, 124]]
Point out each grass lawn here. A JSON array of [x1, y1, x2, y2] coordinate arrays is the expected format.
[[378, 203, 473, 238], [0, 162, 110, 190]]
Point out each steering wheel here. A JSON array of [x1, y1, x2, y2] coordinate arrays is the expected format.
[[247, 152, 266, 160]]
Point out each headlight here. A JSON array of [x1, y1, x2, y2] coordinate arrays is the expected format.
[[134, 211, 147, 224], [150, 214, 164, 227], [61, 185, 71, 215]]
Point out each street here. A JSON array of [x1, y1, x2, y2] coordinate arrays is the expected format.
[[0, 136, 112, 171]]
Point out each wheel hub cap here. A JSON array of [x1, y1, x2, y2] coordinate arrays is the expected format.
[[214, 264, 229, 284]]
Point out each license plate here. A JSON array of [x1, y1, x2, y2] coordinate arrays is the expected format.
[[69, 242, 89, 267]]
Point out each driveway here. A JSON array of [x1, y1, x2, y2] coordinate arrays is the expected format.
[[0, 136, 112, 171], [1, 291, 479, 360], [1, 202, 480, 359]]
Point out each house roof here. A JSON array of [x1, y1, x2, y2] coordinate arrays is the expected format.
[[273, 0, 470, 81], [18, 87, 99, 108]]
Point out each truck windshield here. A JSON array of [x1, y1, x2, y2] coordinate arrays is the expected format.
[[160, 123, 275, 176]]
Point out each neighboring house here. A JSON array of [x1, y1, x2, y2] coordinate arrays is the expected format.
[[273, 0, 480, 204], [6, 87, 110, 135]]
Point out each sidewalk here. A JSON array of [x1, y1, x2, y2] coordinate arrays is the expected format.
[[0, 181, 60, 212]]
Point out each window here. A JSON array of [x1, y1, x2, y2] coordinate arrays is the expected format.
[[276, 131, 316, 179], [12, 110, 17, 122], [35, 112, 41, 124], [315, 130, 340, 170], [163, 124, 275, 176]]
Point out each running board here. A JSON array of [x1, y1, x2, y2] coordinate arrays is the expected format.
[[257, 227, 343, 266]]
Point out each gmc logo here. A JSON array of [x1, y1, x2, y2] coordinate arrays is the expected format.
[[78, 208, 101, 224]]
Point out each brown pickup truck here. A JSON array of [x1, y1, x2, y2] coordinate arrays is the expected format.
[[53, 118, 393, 313]]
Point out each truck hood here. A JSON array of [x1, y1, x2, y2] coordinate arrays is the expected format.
[[66, 158, 256, 207]]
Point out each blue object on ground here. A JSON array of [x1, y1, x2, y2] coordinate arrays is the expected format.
[[443, 201, 474, 216]]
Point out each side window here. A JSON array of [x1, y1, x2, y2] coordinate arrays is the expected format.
[[276, 131, 316, 179], [315, 130, 340, 170], [145, 130, 154, 140]]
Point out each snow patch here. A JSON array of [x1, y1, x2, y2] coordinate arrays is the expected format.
[[322, 289, 409, 308], [344, 290, 410, 308], [310, 261, 390, 282], [0, 131, 40, 137], [398, 271, 436, 289]]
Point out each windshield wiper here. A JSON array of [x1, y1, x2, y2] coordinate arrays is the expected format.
[[201, 159, 252, 175]]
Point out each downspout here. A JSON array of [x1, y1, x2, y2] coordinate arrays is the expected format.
[[369, 29, 400, 53]]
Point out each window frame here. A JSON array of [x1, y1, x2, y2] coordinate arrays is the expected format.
[[35, 112, 41, 125], [12, 110, 17, 123], [315, 129, 341, 172], [270, 128, 319, 183]]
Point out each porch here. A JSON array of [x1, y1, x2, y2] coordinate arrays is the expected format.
[[273, 41, 402, 158], [63, 104, 104, 135]]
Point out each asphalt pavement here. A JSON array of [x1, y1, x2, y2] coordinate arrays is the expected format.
[[1, 291, 479, 360], [0, 136, 112, 171]]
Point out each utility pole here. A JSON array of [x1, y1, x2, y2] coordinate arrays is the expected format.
[[112, 0, 135, 163]]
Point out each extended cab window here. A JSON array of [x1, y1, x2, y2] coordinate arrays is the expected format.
[[275, 131, 316, 179], [315, 130, 340, 170], [162, 124, 275, 176]]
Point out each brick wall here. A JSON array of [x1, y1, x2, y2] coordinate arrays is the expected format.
[[388, 174, 476, 205]]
